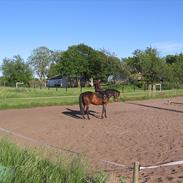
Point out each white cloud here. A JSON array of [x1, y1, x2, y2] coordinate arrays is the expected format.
[[151, 42, 183, 55]]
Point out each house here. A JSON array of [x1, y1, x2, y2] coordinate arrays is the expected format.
[[47, 75, 68, 87], [107, 74, 128, 84]]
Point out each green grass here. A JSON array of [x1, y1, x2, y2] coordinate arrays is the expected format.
[[0, 138, 108, 183], [1, 86, 183, 110], [0, 87, 92, 98], [0, 96, 79, 110], [0, 87, 86, 109], [121, 89, 183, 101]]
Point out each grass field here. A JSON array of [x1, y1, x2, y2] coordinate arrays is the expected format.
[[0, 138, 108, 183], [0, 86, 183, 110]]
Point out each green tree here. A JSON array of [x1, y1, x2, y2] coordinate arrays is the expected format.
[[47, 50, 63, 78], [100, 49, 121, 79], [139, 47, 165, 85], [124, 49, 142, 75], [54, 44, 92, 78], [28, 46, 52, 86], [49, 44, 121, 84], [165, 54, 178, 64], [0, 76, 6, 86], [88, 50, 106, 80], [123, 50, 144, 86], [125, 47, 165, 87], [118, 62, 130, 79], [1, 55, 32, 86], [171, 53, 183, 88]]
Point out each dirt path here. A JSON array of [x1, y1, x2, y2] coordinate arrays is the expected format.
[[0, 97, 183, 182]]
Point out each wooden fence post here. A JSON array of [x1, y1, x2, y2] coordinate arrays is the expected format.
[[132, 161, 140, 183]]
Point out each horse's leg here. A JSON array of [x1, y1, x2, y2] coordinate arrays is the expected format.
[[101, 104, 104, 119], [84, 104, 87, 114], [82, 104, 86, 119], [79, 94, 85, 119], [82, 113, 85, 119], [86, 105, 90, 120], [104, 104, 107, 118]]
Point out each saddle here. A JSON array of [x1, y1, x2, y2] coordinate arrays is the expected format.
[[95, 91, 107, 101]]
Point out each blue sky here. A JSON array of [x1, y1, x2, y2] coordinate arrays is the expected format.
[[0, 0, 183, 66]]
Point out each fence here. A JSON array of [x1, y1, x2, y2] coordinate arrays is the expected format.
[[102, 160, 183, 183]]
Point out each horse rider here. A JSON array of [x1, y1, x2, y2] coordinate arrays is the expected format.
[[94, 80, 106, 101]]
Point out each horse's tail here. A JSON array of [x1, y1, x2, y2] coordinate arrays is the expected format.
[[79, 93, 85, 119]]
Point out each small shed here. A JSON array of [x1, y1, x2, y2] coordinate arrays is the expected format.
[[47, 75, 68, 87], [107, 74, 127, 84]]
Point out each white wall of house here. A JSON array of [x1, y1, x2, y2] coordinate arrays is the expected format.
[[47, 79, 61, 87], [47, 77, 68, 87]]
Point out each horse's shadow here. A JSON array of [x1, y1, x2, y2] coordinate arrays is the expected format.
[[62, 108, 99, 119]]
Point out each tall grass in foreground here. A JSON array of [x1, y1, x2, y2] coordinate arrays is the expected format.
[[0, 138, 108, 183]]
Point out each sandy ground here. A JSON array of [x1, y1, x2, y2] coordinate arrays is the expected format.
[[0, 97, 183, 182]]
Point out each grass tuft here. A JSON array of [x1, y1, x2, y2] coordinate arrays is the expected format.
[[0, 138, 107, 183]]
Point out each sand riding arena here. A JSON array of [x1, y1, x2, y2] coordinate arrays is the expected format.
[[0, 97, 183, 182]]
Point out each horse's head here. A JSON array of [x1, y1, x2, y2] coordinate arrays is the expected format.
[[105, 89, 120, 102], [113, 90, 120, 102]]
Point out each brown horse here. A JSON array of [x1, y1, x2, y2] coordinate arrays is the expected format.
[[79, 89, 120, 119]]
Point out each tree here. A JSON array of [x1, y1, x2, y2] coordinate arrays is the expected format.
[[139, 48, 165, 86], [118, 61, 130, 80], [88, 50, 107, 80], [49, 44, 122, 85], [125, 47, 165, 87], [53, 44, 94, 85], [170, 53, 183, 88], [165, 55, 178, 64], [47, 50, 63, 78], [100, 49, 121, 79], [124, 50, 142, 75], [1, 55, 32, 86], [53, 44, 91, 78], [28, 46, 52, 86]]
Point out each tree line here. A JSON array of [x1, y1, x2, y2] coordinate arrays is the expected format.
[[0, 43, 183, 89]]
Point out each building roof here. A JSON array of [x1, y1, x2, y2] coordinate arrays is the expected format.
[[48, 75, 62, 80]]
